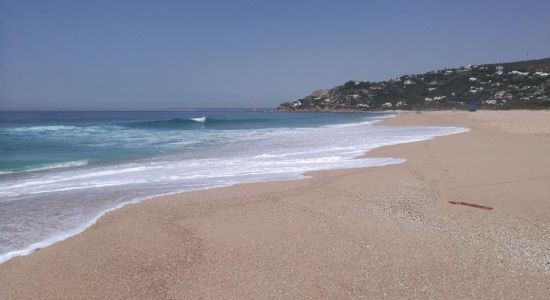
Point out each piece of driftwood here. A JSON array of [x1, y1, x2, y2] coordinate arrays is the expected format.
[[449, 201, 493, 210]]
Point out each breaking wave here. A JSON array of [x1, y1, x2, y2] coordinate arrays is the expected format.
[[190, 116, 206, 123]]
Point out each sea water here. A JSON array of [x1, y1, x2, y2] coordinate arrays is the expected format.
[[0, 110, 466, 263]]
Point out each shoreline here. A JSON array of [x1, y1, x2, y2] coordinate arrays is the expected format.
[[0, 114, 461, 266], [1, 110, 549, 298]]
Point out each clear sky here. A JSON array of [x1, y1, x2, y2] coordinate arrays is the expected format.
[[1, 0, 549, 110]]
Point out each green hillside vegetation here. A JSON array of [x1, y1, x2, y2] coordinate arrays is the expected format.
[[277, 58, 550, 111]]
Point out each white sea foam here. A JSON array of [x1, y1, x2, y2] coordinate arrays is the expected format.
[[6, 125, 80, 132], [0, 193, 156, 264], [0, 116, 468, 264], [190, 116, 206, 123], [28, 160, 88, 171]]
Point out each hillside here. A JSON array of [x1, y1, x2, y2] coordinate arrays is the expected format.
[[277, 58, 550, 111]]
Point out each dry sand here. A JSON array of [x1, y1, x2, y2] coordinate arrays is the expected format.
[[1, 110, 549, 299]]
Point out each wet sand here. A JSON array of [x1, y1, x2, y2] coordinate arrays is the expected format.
[[1, 110, 549, 299]]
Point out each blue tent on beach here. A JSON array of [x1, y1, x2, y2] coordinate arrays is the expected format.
[[467, 102, 479, 111]]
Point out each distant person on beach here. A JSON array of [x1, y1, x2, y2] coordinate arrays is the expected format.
[[416, 101, 424, 114]]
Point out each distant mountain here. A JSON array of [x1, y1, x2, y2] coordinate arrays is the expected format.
[[277, 58, 550, 111]]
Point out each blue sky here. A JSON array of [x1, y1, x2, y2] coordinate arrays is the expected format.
[[1, 0, 549, 110]]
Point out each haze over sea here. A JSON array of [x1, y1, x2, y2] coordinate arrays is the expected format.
[[0, 111, 466, 263]]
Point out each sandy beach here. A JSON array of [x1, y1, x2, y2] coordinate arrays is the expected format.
[[1, 110, 549, 299]]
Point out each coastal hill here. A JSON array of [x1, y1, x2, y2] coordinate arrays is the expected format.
[[277, 58, 550, 111]]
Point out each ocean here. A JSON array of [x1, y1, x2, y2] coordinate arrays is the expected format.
[[0, 110, 466, 263]]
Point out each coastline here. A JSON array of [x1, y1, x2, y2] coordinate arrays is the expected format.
[[1, 110, 549, 298], [0, 112, 454, 266]]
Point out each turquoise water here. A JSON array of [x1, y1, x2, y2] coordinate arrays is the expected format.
[[0, 110, 467, 263], [0, 111, 374, 174]]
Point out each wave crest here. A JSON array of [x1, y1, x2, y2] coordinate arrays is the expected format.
[[190, 116, 206, 123]]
